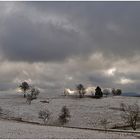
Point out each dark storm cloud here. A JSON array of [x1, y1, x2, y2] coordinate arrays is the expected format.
[[0, 2, 91, 62], [0, 2, 140, 93], [0, 13, 82, 62], [1, 2, 140, 62]]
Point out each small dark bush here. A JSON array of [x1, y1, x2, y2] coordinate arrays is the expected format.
[[59, 106, 71, 125]]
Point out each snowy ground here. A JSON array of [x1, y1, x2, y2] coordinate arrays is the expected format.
[[0, 119, 138, 139], [0, 91, 140, 138]]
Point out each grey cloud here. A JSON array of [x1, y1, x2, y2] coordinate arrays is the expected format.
[[0, 13, 83, 62], [0, 2, 140, 93], [1, 2, 140, 62]]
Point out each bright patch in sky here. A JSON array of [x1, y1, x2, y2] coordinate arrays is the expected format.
[[120, 78, 134, 85], [106, 68, 116, 76], [65, 75, 73, 81], [16, 88, 22, 93], [68, 76, 73, 80]]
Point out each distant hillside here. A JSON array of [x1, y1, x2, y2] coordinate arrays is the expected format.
[[121, 92, 140, 97]]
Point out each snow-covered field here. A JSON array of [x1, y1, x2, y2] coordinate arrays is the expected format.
[[0, 119, 137, 139], [0, 91, 140, 138]]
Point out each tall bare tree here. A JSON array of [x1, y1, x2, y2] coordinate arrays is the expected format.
[[19, 81, 30, 98]]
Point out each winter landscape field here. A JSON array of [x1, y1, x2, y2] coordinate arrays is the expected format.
[[0, 90, 140, 139]]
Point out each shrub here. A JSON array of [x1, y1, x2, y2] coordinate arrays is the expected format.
[[26, 88, 40, 104], [38, 109, 50, 125], [120, 102, 140, 130], [100, 118, 109, 131], [30, 88, 40, 98], [59, 106, 71, 125]]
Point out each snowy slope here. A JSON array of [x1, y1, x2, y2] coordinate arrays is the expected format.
[[0, 91, 140, 138], [0, 119, 137, 139]]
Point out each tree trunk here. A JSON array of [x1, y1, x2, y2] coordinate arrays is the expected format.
[[132, 122, 136, 130], [44, 118, 47, 125], [79, 91, 82, 98], [24, 94, 26, 98]]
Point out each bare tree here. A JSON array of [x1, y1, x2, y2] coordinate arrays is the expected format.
[[30, 87, 40, 99], [19, 81, 30, 98], [116, 89, 122, 95], [103, 89, 110, 97], [112, 88, 116, 95], [26, 88, 40, 104], [112, 88, 122, 96], [76, 84, 86, 98], [59, 106, 71, 125], [120, 102, 140, 130], [38, 109, 50, 125]]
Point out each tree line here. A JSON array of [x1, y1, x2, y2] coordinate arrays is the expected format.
[[76, 84, 122, 98]]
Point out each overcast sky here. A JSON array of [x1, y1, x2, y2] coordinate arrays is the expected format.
[[0, 1, 140, 94]]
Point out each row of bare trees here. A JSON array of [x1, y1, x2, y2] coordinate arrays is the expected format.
[[76, 84, 122, 98], [19, 82, 122, 100]]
